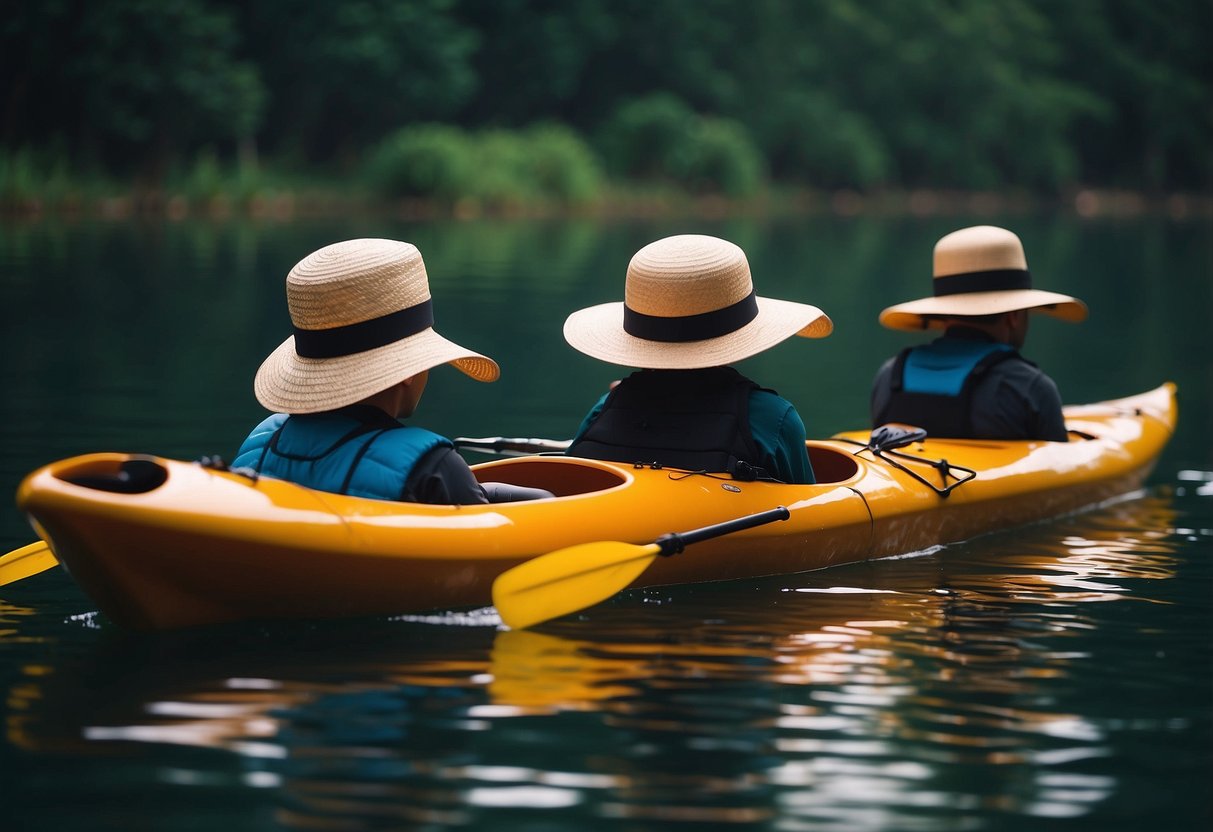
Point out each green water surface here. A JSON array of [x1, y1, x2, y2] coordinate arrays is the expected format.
[[0, 215, 1209, 831]]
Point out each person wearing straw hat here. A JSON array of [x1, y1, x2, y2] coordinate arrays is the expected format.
[[563, 234, 833, 484], [870, 225, 1087, 441], [232, 238, 535, 504]]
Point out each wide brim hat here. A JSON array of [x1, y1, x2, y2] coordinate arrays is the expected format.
[[564, 234, 832, 370], [255, 238, 499, 414], [879, 225, 1088, 331]]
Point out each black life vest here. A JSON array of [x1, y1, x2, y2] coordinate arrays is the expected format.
[[875, 339, 1022, 438], [567, 367, 768, 477]]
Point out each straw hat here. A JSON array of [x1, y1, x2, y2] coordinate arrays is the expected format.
[[563, 234, 832, 369], [254, 238, 499, 414], [879, 225, 1088, 332]]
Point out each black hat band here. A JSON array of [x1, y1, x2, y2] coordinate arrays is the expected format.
[[933, 269, 1032, 297], [294, 299, 434, 358], [623, 291, 759, 343]]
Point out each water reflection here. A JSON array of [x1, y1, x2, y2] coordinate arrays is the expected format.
[[3, 216, 1210, 554], [487, 630, 647, 709], [3, 495, 1199, 830]]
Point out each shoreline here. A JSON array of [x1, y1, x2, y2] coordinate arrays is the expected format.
[[2, 187, 1210, 223]]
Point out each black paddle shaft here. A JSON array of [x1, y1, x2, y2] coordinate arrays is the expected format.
[[654, 506, 791, 556]]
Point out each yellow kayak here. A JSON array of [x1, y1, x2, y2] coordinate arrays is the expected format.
[[14, 383, 1176, 630]]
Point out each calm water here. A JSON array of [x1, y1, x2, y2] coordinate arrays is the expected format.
[[0, 215, 1209, 830]]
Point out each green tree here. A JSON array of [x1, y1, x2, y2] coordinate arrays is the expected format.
[[3, 0, 262, 180], [454, 0, 617, 126], [1046, 0, 1213, 190], [596, 94, 698, 180], [670, 117, 766, 197], [523, 124, 604, 202], [227, 0, 478, 163], [789, 0, 1102, 191], [365, 124, 477, 200], [4, 0, 1210, 196]]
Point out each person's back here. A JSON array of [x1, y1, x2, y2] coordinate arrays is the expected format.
[[870, 327, 1067, 441], [233, 406, 494, 504], [870, 226, 1086, 442], [562, 234, 832, 484], [569, 367, 814, 483], [232, 238, 507, 505]]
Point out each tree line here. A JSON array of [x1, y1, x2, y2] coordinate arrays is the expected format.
[[3, 0, 1209, 201]]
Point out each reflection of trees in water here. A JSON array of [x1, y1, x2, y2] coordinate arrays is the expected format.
[[2, 494, 1195, 830], [2, 217, 1207, 473]]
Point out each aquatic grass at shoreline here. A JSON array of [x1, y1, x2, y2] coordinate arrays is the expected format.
[[4, 143, 1208, 223], [4, 183, 1210, 224]]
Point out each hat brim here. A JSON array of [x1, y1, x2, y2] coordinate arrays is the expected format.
[[563, 297, 832, 370], [254, 327, 499, 414], [879, 289, 1088, 332]]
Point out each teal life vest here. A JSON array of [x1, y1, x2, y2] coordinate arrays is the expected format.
[[875, 338, 1019, 438], [231, 406, 451, 501]]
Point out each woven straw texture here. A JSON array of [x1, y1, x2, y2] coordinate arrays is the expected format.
[[879, 226, 1087, 332], [564, 234, 831, 370], [254, 239, 498, 414]]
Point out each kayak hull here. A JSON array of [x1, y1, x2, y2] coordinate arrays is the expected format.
[[15, 384, 1177, 630]]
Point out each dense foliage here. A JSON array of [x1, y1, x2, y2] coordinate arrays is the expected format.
[[2, 0, 1209, 197]]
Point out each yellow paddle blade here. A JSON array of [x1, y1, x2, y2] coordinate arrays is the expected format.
[[493, 540, 663, 630], [0, 541, 60, 587]]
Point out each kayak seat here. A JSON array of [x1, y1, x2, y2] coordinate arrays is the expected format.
[[475, 452, 866, 491], [481, 482, 557, 502], [473, 459, 627, 497]]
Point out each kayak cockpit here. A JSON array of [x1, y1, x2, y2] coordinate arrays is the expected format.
[[806, 444, 861, 484], [53, 456, 169, 494], [43, 443, 863, 503], [472, 456, 629, 497], [473, 445, 864, 495]]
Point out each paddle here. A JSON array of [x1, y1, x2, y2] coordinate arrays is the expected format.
[[0, 541, 58, 587], [492, 506, 791, 629], [454, 436, 572, 457]]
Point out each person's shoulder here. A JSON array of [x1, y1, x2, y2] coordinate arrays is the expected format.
[[403, 422, 452, 438], [988, 352, 1056, 385], [873, 353, 898, 378], [234, 413, 288, 462], [585, 389, 610, 416], [748, 387, 806, 433], [977, 353, 1064, 413], [386, 423, 455, 447], [748, 386, 796, 411], [249, 412, 289, 435]]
